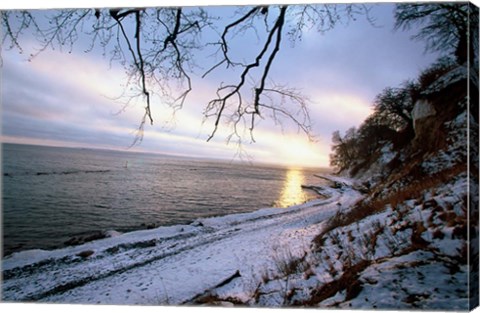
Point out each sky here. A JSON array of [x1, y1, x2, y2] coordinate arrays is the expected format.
[[0, 0, 441, 168]]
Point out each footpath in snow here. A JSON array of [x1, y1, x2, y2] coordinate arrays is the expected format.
[[2, 175, 362, 305]]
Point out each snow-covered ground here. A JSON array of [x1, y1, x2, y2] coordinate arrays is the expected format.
[[311, 174, 472, 310], [2, 176, 362, 305], [2, 170, 473, 310]]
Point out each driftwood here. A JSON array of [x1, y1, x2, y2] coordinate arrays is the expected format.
[[301, 185, 331, 198], [313, 174, 370, 194], [314, 174, 348, 189], [184, 270, 242, 305]]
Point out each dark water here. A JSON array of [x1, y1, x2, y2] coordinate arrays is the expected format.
[[2, 143, 328, 255]]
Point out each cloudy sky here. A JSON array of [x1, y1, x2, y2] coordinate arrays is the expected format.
[[1, 0, 440, 167]]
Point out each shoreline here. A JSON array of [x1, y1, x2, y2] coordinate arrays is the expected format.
[[2, 175, 362, 304], [3, 143, 329, 258], [3, 174, 348, 263], [3, 176, 327, 258]]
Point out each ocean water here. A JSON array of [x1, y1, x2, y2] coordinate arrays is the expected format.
[[2, 143, 329, 256]]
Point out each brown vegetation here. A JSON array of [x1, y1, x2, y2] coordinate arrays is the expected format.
[[303, 260, 371, 305], [313, 163, 465, 248]]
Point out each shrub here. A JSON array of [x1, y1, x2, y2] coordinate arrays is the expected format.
[[418, 57, 457, 89]]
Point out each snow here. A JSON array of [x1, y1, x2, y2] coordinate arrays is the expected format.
[[378, 143, 396, 165], [243, 168, 472, 310], [2, 176, 362, 305], [347, 250, 469, 310], [3, 166, 469, 310], [2, 169, 473, 310], [423, 65, 468, 95]]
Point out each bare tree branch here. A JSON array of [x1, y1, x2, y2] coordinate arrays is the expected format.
[[204, 6, 288, 142], [1, 4, 370, 150]]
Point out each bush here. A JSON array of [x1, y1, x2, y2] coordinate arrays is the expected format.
[[418, 57, 457, 89]]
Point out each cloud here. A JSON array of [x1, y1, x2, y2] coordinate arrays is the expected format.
[[309, 92, 373, 134], [1, 4, 439, 168], [262, 3, 439, 149], [274, 3, 438, 98], [1, 47, 271, 163]]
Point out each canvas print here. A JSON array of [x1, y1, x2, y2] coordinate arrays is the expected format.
[[1, 0, 479, 310]]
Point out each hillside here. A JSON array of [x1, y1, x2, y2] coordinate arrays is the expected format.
[[303, 62, 479, 309], [202, 62, 478, 309], [181, 62, 478, 309]]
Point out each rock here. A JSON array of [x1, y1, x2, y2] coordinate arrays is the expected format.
[[146, 223, 157, 229], [410, 98, 445, 151], [76, 250, 95, 258], [412, 99, 436, 134], [64, 231, 108, 246], [104, 230, 122, 238], [191, 221, 204, 227]]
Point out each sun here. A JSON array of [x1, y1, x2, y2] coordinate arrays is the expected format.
[[275, 135, 330, 168]]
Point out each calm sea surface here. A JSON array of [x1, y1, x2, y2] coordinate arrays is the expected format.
[[2, 143, 329, 256]]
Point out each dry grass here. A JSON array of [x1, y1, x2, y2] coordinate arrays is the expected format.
[[418, 58, 457, 90], [272, 249, 308, 278], [410, 221, 430, 249], [432, 229, 445, 240], [302, 260, 372, 306], [313, 163, 466, 248], [257, 248, 310, 289], [193, 293, 244, 306]]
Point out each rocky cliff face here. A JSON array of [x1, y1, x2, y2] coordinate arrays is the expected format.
[[352, 64, 476, 188], [412, 99, 436, 124]]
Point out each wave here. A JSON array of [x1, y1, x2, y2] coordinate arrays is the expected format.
[[4, 169, 111, 177]]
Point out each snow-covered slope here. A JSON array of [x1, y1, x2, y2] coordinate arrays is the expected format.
[[282, 63, 478, 310], [168, 63, 476, 309]]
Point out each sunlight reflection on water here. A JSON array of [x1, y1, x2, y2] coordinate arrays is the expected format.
[[276, 168, 309, 208], [3, 143, 327, 254]]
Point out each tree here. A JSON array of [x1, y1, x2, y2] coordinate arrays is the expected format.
[[329, 3, 479, 172], [329, 130, 348, 172], [329, 127, 358, 172], [355, 115, 397, 158], [1, 4, 371, 146], [394, 3, 479, 65], [330, 81, 416, 173], [372, 81, 418, 132], [417, 56, 457, 89]]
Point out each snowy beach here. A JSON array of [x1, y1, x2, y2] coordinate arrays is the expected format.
[[2, 175, 361, 305], [3, 167, 473, 310], [2, 143, 327, 256]]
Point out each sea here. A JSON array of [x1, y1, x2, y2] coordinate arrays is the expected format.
[[2, 143, 329, 256]]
